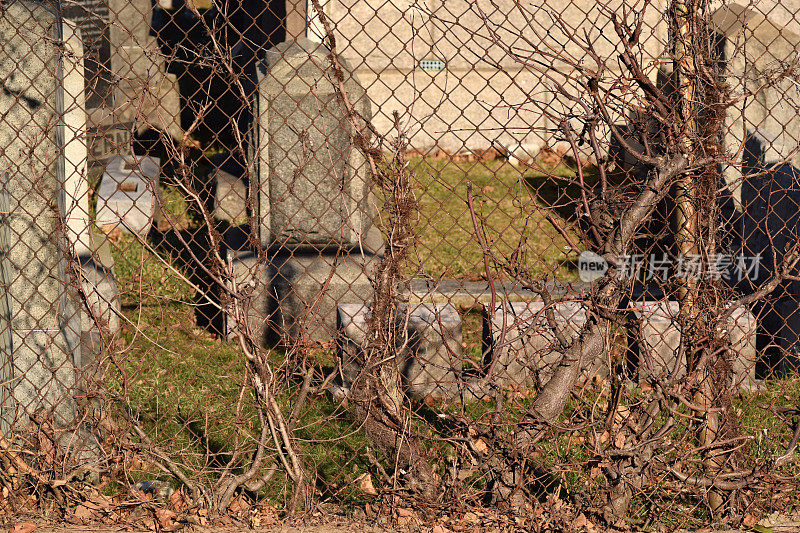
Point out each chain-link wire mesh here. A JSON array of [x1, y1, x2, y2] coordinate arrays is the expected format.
[[0, 0, 799, 528]]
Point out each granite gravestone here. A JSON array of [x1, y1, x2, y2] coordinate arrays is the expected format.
[[64, 0, 181, 180], [0, 2, 83, 430], [627, 301, 758, 389], [481, 301, 593, 389], [222, 38, 383, 344], [712, 4, 800, 206]]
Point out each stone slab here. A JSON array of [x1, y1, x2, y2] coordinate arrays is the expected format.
[[254, 38, 382, 253], [482, 301, 589, 389], [336, 302, 463, 400], [0, 1, 82, 428], [712, 3, 800, 206], [208, 160, 248, 225], [628, 301, 758, 389], [218, 235, 380, 345], [95, 155, 160, 234], [404, 279, 590, 308]]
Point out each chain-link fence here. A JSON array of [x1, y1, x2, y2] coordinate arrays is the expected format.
[[0, 0, 799, 528]]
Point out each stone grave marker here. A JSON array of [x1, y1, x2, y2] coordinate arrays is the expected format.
[[712, 3, 800, 206], [62, 21, 122, 358], [220, 38, 383, 344], [255, 38, 381, 253], [0, 1, 83, 430], [63, 0, 181, 182], [336, 303, 463, 401], [481, 301, 591, 388], [628, 301, 758, 389], [96, 155, 161, 235]]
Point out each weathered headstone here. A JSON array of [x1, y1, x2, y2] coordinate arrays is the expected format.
[[225, 37, 384, 344], [64, 0, 181, 182], [714, 3, 800, 376], [109, 0, 182, 142], [481, 301, 591, 388], [0, 1, 83, 429], [712, 3, 800, 206], [336, 303, 463, 400], [62, 21, 122, 362], [206, 153, 248, 225], [255, 38, 381, 253]]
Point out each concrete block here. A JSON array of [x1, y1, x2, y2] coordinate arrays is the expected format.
[[482, 301, 589, 388], [96, 155, 160, 234], [268, 252, 379, 344], [218, 240, 379, 346], [79, 232, 121, 346], [628, 301, 683, 382], [211, 165, 248, 225], [402, 303, 463, 399], [0, 1, 83, 429]]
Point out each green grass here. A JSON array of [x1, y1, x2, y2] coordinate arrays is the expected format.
[[407, 157, 580, 280]]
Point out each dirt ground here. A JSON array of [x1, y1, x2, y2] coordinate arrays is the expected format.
[[16, 510, 800, 533]]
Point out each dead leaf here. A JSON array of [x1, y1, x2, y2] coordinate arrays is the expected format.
[[70, 503, 101, 524], [397, 507, 414, 518], [355, 473, 378, 496], [463, 511, 480, 524], [573, 513, 598, 532], [87, 491, 114, 512], [743, 513, 760, 527], [251, 504, 278, 528], [472, 438, 488, 454], [156, 508, 180, 532], [432, 525, 450, 533], [614, 432, 626, 448], [229, 494, 251, 515], [101, 225, 123, 244], [169, 489, 187, 513], [10, 523, 37, 533]]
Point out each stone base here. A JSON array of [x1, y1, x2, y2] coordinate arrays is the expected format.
[[77, 232, 121, 370], [221, 246, 379, 346], [95, 155, 160, 235]]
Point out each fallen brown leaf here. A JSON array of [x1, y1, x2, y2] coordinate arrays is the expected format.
[[472, 438, 488, 454], [743, 513, 760, 527], [156, 508, 180, 532], [10, 522, 37, 533], [573, 512, 599, 532], [355, 473, 378, 496], [70, 503, 99, 524], [169, 489, 187, 513]]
